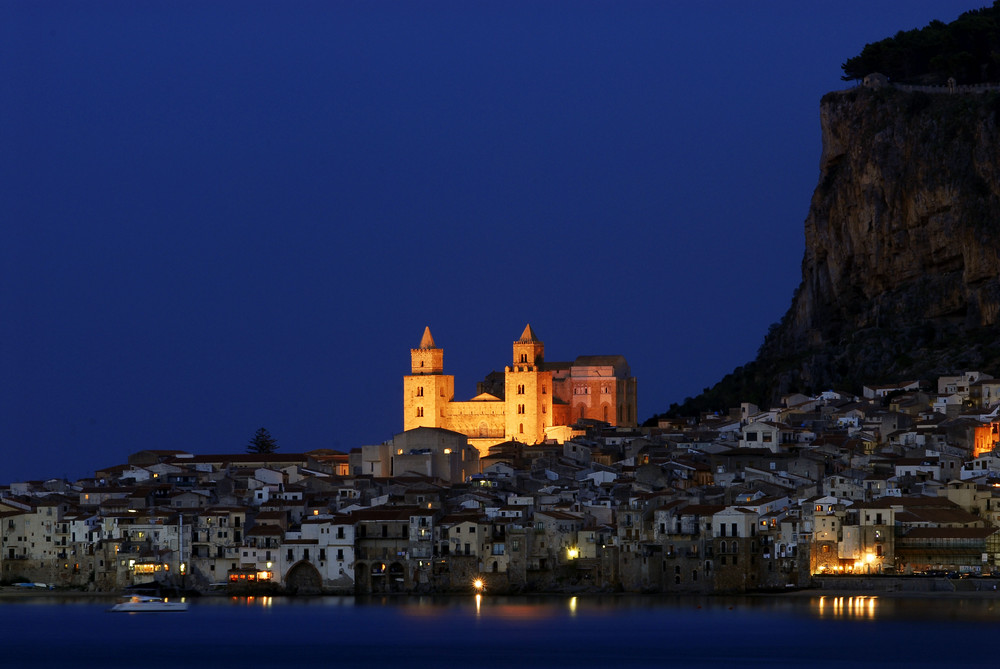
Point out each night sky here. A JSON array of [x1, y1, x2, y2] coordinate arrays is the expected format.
[[2, 1, 980, 482]]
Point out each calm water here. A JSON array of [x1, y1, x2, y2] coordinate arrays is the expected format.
[[3, 594, 998, 667]]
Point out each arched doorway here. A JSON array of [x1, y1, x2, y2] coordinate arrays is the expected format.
[[355, 562, 370, 594], [388, 562, 405, 592], [370, 561, 387, 593], [285, 561, 322, 594]]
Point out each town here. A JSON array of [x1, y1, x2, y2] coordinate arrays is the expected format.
[[5, 326, 1000, 596]]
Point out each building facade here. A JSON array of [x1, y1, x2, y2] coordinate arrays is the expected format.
[[403, 324, 637, 456]]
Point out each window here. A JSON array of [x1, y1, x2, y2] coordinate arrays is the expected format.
[[519, 423, 524, 434], [520, 353, 527, 363], [517, 384, 524, 395], [731, 523, 738, 537], [337, 549, 344, 561], [416, 407, 423, 417], [746, 432, 758, 441], [417, 387, 423, 397]]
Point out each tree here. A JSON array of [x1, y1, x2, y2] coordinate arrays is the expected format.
[[247, 427, 278, 454]]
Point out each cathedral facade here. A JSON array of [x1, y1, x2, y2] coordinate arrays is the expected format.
[[403, 324, 637, 456]]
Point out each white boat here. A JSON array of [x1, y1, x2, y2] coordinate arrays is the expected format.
[[110, 595, 189, 612]]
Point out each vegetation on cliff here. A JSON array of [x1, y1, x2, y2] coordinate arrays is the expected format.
[[841, 2, 1000, 84]]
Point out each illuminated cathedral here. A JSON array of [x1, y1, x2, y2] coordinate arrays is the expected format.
[[403, 324, 637, 455]]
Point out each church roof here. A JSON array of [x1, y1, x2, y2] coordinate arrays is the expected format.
[[419, 326, 437, 349], [470, 392, 502, 402], [518, 323, 540, 343]]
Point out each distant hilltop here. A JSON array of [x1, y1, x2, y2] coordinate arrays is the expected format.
[[656, 8, 1000, 420]]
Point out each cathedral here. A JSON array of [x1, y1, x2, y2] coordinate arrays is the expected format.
[[403, 324, 637, 456]]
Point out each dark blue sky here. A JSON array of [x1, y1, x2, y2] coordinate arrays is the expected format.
[[2, 1, 979, 481]]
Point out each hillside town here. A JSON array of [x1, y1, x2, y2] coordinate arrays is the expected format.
[[7, 365, 1000, 596]]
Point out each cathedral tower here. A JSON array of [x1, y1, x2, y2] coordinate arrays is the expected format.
[[505, 324, 553, 443], [403, 327, 454, 431]]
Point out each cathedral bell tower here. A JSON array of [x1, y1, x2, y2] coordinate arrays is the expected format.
[[403, 326, 454, 431], [505, 324, 553, 443]]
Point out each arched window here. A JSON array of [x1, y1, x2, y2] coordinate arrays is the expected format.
[[416, 407, 423, 417], [416, 387, 423, 397], [720, 540, 727, 554], [519, 423, 524, 434]]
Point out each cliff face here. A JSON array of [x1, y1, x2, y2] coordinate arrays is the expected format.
[[758, 86, 1000, 396]]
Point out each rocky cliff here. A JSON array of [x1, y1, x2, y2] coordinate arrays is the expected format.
[[664, 85, 1000, 416]]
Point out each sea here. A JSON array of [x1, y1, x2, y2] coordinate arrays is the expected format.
[[3, 593, 998, 668]]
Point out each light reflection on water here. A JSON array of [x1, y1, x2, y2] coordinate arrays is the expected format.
[[816, 595, 878, 620], [204, 591, 1000, 623], [6, 593, 1000, 667]]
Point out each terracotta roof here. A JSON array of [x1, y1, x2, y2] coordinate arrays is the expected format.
[[418, 326, 436, 349], [518, 323, 540, 343]]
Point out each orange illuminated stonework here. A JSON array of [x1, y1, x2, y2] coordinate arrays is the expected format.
[[973, 422, 1000, 457], [403, 324, 637, 456]]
